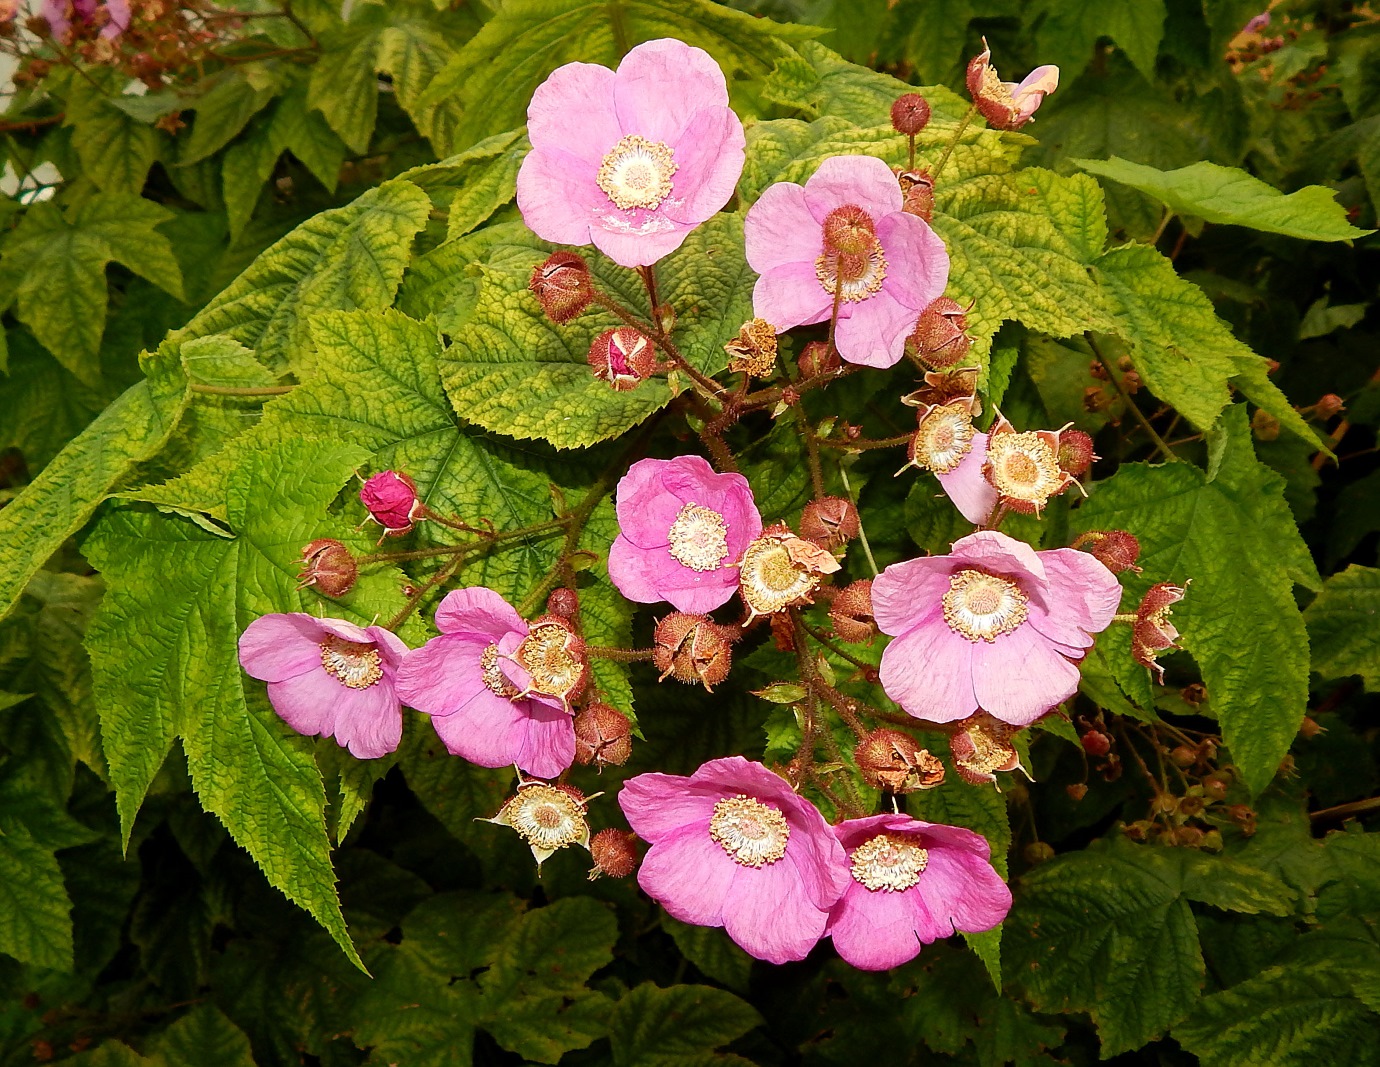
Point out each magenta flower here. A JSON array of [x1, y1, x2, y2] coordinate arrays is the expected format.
[[608, 455, 763, 614], [873, 530, 1122, 725], [827, 813, 1010, 971], [1243, 12, 1271, 34], [360, 470, 421, 535], [620, 756, 849, 964], [966, 38, 1059, 130], [395, 588, 577, 779], [515, 38, 746, 268], [238, 614, 408, 759], [42, 0, 127, 40], [744, 155, 950, 369]]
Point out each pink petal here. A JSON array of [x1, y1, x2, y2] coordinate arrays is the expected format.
[[802, 155, 902, 222], [613, 38, 730, 146], [607, 535, 669, 605], [527, 60, 621, 166], [827, 882, 926, 971], [619, 770, 721, 842], [872, 556, 957, 636], [637, 822, 736, 925], [752, 263, 833, 332], [936, 432, 998, 525], [743, 181, 823, 275], [661, 106, 746, 226], [1011, 65, 1059, 123], [971, 624, 1080, 725], [1026, 548, 1123, 649], [264, 670, 340, 739], [876, 211, 950, 311], [950, 529, 1047, 585], [878, 616, 979, 723], [657, 568, 742, 615], [329, 687, 403, 759], [316, 616, 377, 644], [587, 213, 695, 269], [516, 147, 605, 248], [429, 687, 529, 767], [514, 704, 576, 779], [915, 845, 1011, 934], [721, 857, 829, 963], [834, 289, 919, 368], [615, 458, 686, 549], [786, 820, 851, 911], [364, 625, 411, 667], [239, 613, 326, 682], [433, 587, 525, 639], [395, 633, 490, 714]]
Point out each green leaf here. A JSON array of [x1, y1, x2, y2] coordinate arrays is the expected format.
[[172, 179, 430, 375], [0, 195, 185, 384], [399, 129, 526, 240], [1073, 407, 1317, 794], [1306, 566, 1380, 690], [1037, 0, 1167, 79], [67, 99, 162, 197], [1075, 158, 1374, 241], [661, 917, 752, 994], [609, 983, 763, 1067], [415, 0, 816, 155], [84, 439, 411, 967], [440, 212, 751, 448], [179, 335, 280, 390], [182, 70, 279, 165], [0, 349, 189, 621], [0, 810, 74, 969], [148, 1005, 257, 1067]]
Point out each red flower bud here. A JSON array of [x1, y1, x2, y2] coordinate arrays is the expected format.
[[588, 828, 639, 880], [360, 471, 422, 535], [798, 340, 840, 379], [910, 298, 971, 368], [890, 93, 932, 135], [573, 702, 632, 768], [854, 728, 944, 792], [652, 613, 735, 690], [529, 251, 594, 324], [828, 579, 875, 644], [1314, 394, 1345, 420], [588, 327, 656, 391], [1077, 530, 1142, 574], [1057, 430, 1096, 477], [800, 496, 859, 549], [1080, 729, 1112, 757], [296, 539, 357, 598], [547, 587, 580, 618]]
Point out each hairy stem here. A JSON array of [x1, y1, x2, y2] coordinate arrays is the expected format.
[[1086, 332, 1180, 463], [931, 103, 977, 183]]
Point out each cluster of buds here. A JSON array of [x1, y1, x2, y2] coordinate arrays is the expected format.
[[653, 612, 736, 690], [1131, 582, 1187, 683], [855, 729, 944, 792], [737, 523, 842, 623], [965, 37, 1059, 131]]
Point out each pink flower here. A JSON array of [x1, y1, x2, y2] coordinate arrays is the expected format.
[[966, 38, 1059, 130], [935, 428, 998, 525], [1243, 12, 1271, 34], [608, 456, 763, 614], [619, 756, 849, 964], [42, 0, 127, 40], [238, 614, 408, 759], [515, 38, 746, 269], [360, 471, 421, 535], [873, 530, 1122, 725], [827, 813, 1010, 971], [395, 588, 577, 779], [744, 155, 950, 369]]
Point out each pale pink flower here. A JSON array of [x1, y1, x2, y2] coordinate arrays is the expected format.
[[42, 0, 127, 40], [619, 756, 849, 964], [1243, 12, 1271, 34], [935, 428, 998, 525], [827, 813, 1010, 971], [608, 456, 763, 614], [238, 614, 408, 759], [744, 155, 949, 369], [395, 588, 578, 779], [515, 38, 746, 268], [874, 530, 1122, 725], [966, 39, 1058, 130]]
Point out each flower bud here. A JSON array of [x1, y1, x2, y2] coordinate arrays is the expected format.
[[910, 298, 971, 368], [296, 539, 357, 598], [653, 613, 735, 690], [855, 729, 945, 792], [588, 327, 656, 391], [1023, 841, 1054, 865], [1066, 782, 1088, 802], [547, 587, 580, 619], [1203, 775, 1229, 801], [588, 828, 639, 880], [1132, 581, 1187, 683], [800, 496, 859, 550], [890, 92, 931, 135], [573, 702, 632, 767], [1081, 729, 1112, 757], [798, 340, 840, 379], [1170, 745, 1197, 768], [1077, 530, 1141, 574], [360, 471, 422, 536], [1057, 430, 1096, 477], [902, 179, 935, 222], [1314, 394, 1345, 420], [529, 251, 594, 323], [724, 318, 778, 378], [1299, 715, 1324, 739], [769, 612, 795, 652], [829, 579, 875, 644], [1225, 804, 1256, 835]]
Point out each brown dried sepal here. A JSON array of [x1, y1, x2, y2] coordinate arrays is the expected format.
[[855, 729, 945, 792], [724, 318, 779, 378], [652, 613, 735, 690], [573, 702, 633, 767], [800, 496, 860, 550]]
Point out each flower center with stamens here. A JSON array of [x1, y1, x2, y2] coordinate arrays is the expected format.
[[499, 785, 587, 852], [986, 432, 1063, 505], [318, 635, 383, 690], [481, 643, 521, 698], [912, 404, 976, 473], [667, 503, 730, 572], [942, 569, 1028, 641], [816, 241, 888, 303], [850, 833, 929, 892], [709, 795, 790, 867], [516, 622, 583, 703], [597, 134, 677, 211], [978, 64, 1016, 110], [738, 537, 819, 616]]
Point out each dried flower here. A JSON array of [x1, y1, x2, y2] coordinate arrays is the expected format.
[[738, 523, 841, 622], [854, 729, 944, 792], [966, 37, 1059, 130], [653, 612, 735, 690], [949, 713, 1027, 787], [296, 539, 357, 598], [724, 318, 778, 377], [1132, 581, 1187, 683], [487, 782, 592, 868]]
